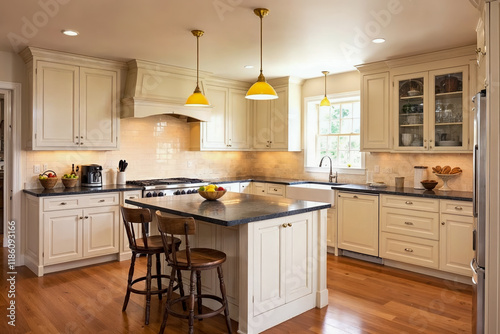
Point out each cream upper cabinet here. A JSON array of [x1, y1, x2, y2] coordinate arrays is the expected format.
[[337, 192, 379, 256], [20, 47, 122, 150], [252, 77, 302, 151], [360, 71, 391, 151], [356, 45, 476, 153], [191, 82, 251, 150], [393, 66, 470, 152]]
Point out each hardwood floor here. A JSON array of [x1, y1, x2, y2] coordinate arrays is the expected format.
[[0, 244, 472, 334]]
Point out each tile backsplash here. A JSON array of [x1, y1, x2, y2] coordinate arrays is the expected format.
[[24, 115, 473, 192]]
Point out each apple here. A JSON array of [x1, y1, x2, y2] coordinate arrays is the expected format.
[[217, 186, 225, 191]]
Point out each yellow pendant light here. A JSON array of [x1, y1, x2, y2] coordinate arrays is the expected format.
[[185, 30, 210, 106], [320, 71, 331, 107], [246, 8, 278, 100]]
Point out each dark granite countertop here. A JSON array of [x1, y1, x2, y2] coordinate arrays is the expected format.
[[23, 184, 143, 197], [126, 192, 331, 226], [330, 184, 472, 201], [205, 176, 339, 186]]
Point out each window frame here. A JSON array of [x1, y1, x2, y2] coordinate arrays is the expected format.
[[304, 91, 365, 175]]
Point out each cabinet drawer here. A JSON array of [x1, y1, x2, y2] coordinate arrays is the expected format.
[[380, 232, 439, 269], [380, 207, 439, 240], [381, 195, 439, 212], [440, 200, 472, 216], [88, 193, 119, 206], [43, 197, 83, 211], [267, 184, 286, 197]]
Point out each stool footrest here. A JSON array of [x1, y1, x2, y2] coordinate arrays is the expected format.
[[129, 274, 179, 295], [166, 294, 226, 320]]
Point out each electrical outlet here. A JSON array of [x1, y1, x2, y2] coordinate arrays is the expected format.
[[187, 161, 193, 168], [383, 167, 393, 174], [33, 164, 40, 173], [374, 165, 380, 173], [43, 164, 48, 171]]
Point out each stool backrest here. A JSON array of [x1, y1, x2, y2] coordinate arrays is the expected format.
[[156, 211, 195, 267], [121, 206, 152, 250]]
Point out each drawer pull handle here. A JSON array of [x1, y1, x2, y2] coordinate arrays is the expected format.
[[405, 201, 413, 205], [99, 199, 105, 202], [282, 224, 288, 228], [353, 195, 358, 199], [60, 202, 67, 205], [274, 188, 278, 191], [455, 206, 463, 210], [404, 248, 414, 253], [287, 223, 292, 227], [404, 221, 414, 226]]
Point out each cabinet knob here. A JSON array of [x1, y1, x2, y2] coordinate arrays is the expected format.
[[84, 216, 89, 219], [429, 146, 433, 149], [353, 195, 358, 199], [429, 139, 433, 143], [287, 223, 292, 227], [405, 201, 413, 205], [80, 142, 84, 145], [79, 216, 83, 220], [424, 145, 427, 149], [455, 206, 463, 210], [404, 248, 414, 253], [441, 222, 445, 225], [404, 221, 414, 226], [282, 224, 287, 228], [274, 188, 278, 191], [80, 136, 83, 139]]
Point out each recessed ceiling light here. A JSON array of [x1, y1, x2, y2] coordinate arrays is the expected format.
[[372, 38, 385, 44], [62, 30, 79, 36], [244, 65, 254, 69]]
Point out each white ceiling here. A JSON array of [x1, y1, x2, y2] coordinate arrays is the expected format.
[[0, 0, 480, 81]]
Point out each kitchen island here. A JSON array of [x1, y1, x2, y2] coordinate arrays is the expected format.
[[126, 192, 330, 334]]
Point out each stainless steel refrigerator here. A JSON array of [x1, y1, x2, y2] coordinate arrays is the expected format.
[[471, 89, 486, 334]]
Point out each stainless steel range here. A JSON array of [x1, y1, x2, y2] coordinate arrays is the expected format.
[[127, 178, 208, 197]]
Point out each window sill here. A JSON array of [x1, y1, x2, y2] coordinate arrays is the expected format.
[[306, 166, 366, 175]]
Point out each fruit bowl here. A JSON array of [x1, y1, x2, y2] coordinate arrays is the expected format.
[[198, 190, 227, 201], [62, 177, 78, 188], [420, 180, 438, 190], [39, 177, 58, 189]]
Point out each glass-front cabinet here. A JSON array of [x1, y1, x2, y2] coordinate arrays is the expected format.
[[394, 65, 469, 151]]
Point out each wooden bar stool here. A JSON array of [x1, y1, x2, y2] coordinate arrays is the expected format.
[[121, 206, 184, 325], [156, 212, 232, 334]]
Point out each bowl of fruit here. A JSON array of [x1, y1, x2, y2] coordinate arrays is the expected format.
[[38, 170, 58, 189], [198, 184, 226, 201], [62, 173, 79, 188]]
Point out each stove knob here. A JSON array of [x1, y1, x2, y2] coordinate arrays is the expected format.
[[158, 192, 165, 197], [174, 190, 181, 195], [180, 190, 186, 195], [193, 189, 199, 193], [152, 192, 158, 197], [186, 189, 192, 194], [146, 192, 152, 198]]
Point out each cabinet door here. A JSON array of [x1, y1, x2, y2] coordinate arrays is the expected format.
[[393, 72, 428, 151], [80, 67, 118, 149], [338, 192, 379, 256], [253, 100, 272, 148], [439, 213, 473, 276], [360, 72, 391, 151], [43, 209, 83, 265], [35, 61, 79, 148], [83, 206, 119, 257], [202, 85, 228, 149], [222, 182, 240, 192], [253, 219, 286, 315], [285, 217, 313, 302], [228, 89, 250, 149], [429, 66, 469, 151], [239, 182, 252, 193], [119, 191, 143, 257], [270, 86, 288, 149]]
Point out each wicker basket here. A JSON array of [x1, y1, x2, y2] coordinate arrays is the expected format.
[[198, 190, 227, 201], [39, 177, 58, 189], [62, 178, 78, 188]]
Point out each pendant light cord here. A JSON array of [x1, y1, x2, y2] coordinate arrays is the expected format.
[[259, 14, 263, 75], [196, 34, 200, 89]]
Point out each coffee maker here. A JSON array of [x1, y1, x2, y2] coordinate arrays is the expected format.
[[81, 164, 103, 187]]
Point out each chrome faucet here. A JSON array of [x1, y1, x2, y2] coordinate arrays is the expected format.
[[319, 156, 338, 183]]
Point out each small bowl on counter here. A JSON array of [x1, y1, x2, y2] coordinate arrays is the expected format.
[[420, 180, 438, 190]]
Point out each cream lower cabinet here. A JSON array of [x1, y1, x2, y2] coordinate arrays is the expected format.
[[252, 182, 286, 198], [380, 195, 440, 269], [439, 200, 474, 276], [337, 192, 379, 256], [252, 215, 313, 316], [25, 192, 120, 276]]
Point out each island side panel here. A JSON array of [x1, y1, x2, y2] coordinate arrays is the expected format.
[[317, 208, 329, 308]]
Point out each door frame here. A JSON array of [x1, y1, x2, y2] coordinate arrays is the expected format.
[[0, 81, 22, 267]]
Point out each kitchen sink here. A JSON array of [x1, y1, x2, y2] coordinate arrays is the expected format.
[[286, 183, 339, 205]]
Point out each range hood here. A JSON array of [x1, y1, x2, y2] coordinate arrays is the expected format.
[[121, 59, 212, 122]]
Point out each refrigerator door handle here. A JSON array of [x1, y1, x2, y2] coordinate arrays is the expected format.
[[473, 144, 478, 217], [470, 258, 478, 285]]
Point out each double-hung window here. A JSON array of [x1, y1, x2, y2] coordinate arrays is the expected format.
[[305, 92, 364, 173]]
